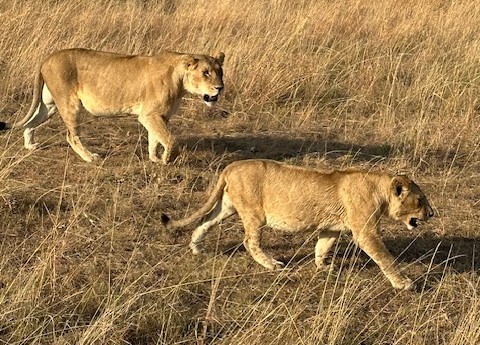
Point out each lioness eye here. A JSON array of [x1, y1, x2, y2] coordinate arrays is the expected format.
[[203, 70, 210, 77]]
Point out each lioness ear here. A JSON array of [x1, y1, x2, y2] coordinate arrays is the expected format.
[[185, 56, 199, 70], [215, 52, 225, 66], [392, 176, 410, 197]]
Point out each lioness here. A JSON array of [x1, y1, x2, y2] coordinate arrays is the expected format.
[[162, 159, 434, 290], [0, 48, 225, 163]]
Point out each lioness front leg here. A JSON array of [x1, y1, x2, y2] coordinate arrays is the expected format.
[[138, 113, 175, 164], [146, 131, 161, 163], [355, 231, 414, 290]]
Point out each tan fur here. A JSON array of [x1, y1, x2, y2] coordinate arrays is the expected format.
[[163, 159, 434, 290], [0, 48, 225, 163]]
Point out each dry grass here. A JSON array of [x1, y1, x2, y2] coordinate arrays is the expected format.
[[0, 0, 479, 343]]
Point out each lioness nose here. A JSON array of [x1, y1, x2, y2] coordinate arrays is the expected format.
[[215, 85, 224, 92]]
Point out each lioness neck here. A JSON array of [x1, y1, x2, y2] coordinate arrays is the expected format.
[[339, 171, 393, 216], [369, 172, 394, 215], [152, 51, 189, 93]]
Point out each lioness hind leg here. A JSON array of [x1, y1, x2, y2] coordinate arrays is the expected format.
[[23, 103, 47, 150], [315, 230, 340, 268], [240, 215, 284, 270], [138, 113, 175, 164], [189, 193, 236, 254], [58, 102, 99, 162], [23, 85, 57, 150]]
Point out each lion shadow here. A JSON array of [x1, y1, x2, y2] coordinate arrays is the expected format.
[[179, 132, 393, 164], [286, 234, 478, 272], [385, 235, 480, 272], [219, 234, 480, 277], [176, 130, 471, 172]]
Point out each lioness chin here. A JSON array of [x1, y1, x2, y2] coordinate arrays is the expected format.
[[0, 48, 225, 163], [162, 159, 434, 290]]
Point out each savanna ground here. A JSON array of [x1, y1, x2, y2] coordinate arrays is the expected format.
[[0, 0, 479, 344]]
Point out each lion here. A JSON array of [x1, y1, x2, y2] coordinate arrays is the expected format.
[[162, 159, 434, 290], [0, 48, 225, 163]]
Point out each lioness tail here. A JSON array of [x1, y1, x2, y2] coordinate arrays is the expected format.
[[0, 70, 44, 131], [161, 169, 228, 230]]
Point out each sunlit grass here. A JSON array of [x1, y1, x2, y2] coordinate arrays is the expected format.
[[0, 0, 479, 343]]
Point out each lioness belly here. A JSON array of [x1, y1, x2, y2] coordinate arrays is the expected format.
[[266, 215, 306, 232], [79, 91, 143, 116], [265, 214, 343, 233]]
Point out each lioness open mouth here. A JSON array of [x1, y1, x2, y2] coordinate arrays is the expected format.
[[203, 94, 219, 103], [409, 218, 419, 228]]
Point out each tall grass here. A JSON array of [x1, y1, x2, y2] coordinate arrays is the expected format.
[[1, 0, 480, 343]]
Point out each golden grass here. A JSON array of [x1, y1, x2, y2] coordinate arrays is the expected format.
[[0, 0, 480, 343]]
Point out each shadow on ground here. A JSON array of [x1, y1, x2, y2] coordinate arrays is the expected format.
[[218, 233, 480, 276], [180, 132, 393, 164], [179, 130, 474, 171], [387, 235, 480, 273]]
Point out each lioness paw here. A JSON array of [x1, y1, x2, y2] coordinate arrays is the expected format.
[[272, 260, 285, 270], [315, 258, 330, 269], [391, 277, 415, 291], [25, 142, 41, 151], [83, 153, 101, 164], [147, 154, 160, 163], [189, 241, 204, 255]]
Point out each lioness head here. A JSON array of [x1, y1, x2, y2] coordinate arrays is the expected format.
[[183, 52, 225, 107], [389, 176, 434, 230]]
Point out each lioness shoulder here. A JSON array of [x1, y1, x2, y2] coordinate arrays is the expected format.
[[162, 159, 434, 290]]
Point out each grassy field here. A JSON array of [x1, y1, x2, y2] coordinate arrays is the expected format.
[[0, 0, 479, 343]]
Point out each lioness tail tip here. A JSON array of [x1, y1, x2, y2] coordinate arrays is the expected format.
[[0, 122, 8, 130], [161, 213, 170, 225]]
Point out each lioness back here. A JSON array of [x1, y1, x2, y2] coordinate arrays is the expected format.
[[41, 49, 216, 116], [224, 160, 343, 231]]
